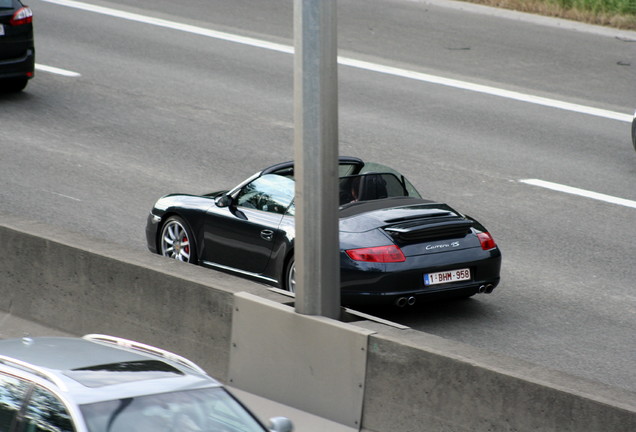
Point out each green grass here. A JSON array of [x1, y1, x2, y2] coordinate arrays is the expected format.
[[553, 0, 634, 15], [462, 0, 636, 29]]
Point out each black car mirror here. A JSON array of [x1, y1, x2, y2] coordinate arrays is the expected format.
[[215, 194, 232, 208]]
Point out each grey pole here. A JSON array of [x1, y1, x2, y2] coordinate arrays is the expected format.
[[293, 0, 340, 318]]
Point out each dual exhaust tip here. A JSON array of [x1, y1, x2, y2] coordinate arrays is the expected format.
[[395, 296, 417, 307], [394, 284, 495, 307], [478, 284, 495, 294]]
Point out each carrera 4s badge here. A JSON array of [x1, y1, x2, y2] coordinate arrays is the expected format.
[[426, 242, 460, 251]]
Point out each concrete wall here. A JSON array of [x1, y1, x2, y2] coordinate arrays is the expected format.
[[1, 216, 251, 379], [1, 217, 635, 431], [359, 323, 636, 431], [229, 292, 373, 428]]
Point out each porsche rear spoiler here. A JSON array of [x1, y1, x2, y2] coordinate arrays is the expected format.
[[384, 219, 474, 242]]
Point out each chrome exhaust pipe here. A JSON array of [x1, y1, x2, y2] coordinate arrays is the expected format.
[[478, 285, 487, 293], [395, 297, 408, 307], [485, 284, 495, 294], [407, 296, 416, 306]]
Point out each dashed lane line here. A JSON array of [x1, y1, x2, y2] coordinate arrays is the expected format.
[[35, 64, 81, 77], [519, 179, 636, 209]]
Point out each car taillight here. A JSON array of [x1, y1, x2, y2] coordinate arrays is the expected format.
[[346, 245, 406, 263], [10, 7, 33, 26], [477, 232, 497, 250]]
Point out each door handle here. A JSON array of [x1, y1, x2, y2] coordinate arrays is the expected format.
[[260, 229, 274, 241]]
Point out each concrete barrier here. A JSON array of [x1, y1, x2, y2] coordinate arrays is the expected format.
[[1, 216, 635, 431], [1, 216, 251, 379], [358, 322, 636, 431]]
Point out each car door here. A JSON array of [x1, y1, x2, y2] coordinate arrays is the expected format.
[[0, 372, 29, 431], [19, 385, 76, 432], [202, 174, 295, 275]]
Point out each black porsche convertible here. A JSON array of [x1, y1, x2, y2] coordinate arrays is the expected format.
[[146, 157, 501, 306]]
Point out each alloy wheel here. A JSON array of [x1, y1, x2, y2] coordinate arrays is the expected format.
[[160, 219, 192, 262]]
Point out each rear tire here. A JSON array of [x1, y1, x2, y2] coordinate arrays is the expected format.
[[159, 216, 197, 263], [284, 258, 296, 293]]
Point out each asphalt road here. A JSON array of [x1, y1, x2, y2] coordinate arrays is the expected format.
[[1, 0, 635, 394]]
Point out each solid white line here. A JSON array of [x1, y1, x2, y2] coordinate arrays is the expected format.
[[41, 0, 632, 123], [338, 58, 632, 123], [47, 190, 82, 201], [519, 179, 636, 209], [41, 0, 293, 54], [35, 64, 81, 77]]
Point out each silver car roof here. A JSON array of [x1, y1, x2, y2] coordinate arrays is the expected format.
[[0, 335, 221, 405]]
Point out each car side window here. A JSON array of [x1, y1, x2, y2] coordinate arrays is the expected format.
[[22, 386, 75, 432], [0, 373, 30, 431], [236, 174, 295, 215]]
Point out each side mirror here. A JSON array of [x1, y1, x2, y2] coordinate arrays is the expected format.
[[268, 417, 293, 432], [215, 194, 232, 208]]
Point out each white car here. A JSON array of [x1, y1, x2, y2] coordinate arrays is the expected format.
[[0, 334, 293, 432]]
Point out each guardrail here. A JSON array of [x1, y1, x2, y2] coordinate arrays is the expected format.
[[1, 217, 634, 431]]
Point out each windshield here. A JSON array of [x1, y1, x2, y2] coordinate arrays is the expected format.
[[255, 160, 421, 207], [80, 387, 266, 432], [236, 174, 295, 214]]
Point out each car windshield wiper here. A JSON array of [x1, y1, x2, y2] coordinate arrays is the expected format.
[[106, 398, 133, 432]]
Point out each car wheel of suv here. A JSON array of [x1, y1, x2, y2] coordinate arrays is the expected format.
[[160, 216, 197, 263], [284, 258, 296, 293]]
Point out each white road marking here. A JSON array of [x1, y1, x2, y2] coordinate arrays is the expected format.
[[41, 0, 631, 123], [41, 0, 293, 53], [35, 64, 81, 77], [338, 58, 631, 123], [519, 179, 636, 209], [47, 190, 82, 201]]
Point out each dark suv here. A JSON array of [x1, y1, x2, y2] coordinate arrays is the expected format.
[[0, 334, 293, 432], [0, 0, 34, 92]]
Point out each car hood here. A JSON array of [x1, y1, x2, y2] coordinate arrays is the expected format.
[[152, 193, 220, 213]]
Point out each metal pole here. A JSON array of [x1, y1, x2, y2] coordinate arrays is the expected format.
[[293, 0, 340, 318]]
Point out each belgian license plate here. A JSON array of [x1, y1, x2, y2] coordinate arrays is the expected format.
[[424, 268, 471, 286]]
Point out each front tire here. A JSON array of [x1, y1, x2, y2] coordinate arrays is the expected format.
[[159, 216, 197, 263]]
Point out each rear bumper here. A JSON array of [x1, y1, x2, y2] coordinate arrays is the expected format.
[[340, 247, 502, 305], [0, 47, 34, 79], [341, 280, 500, 306]]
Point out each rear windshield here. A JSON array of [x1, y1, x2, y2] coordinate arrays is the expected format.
[[0, 1, 13, 9]]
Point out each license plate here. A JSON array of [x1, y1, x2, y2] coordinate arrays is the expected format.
[[424, 268, 471, 286], [0, 25, 4, 36]]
